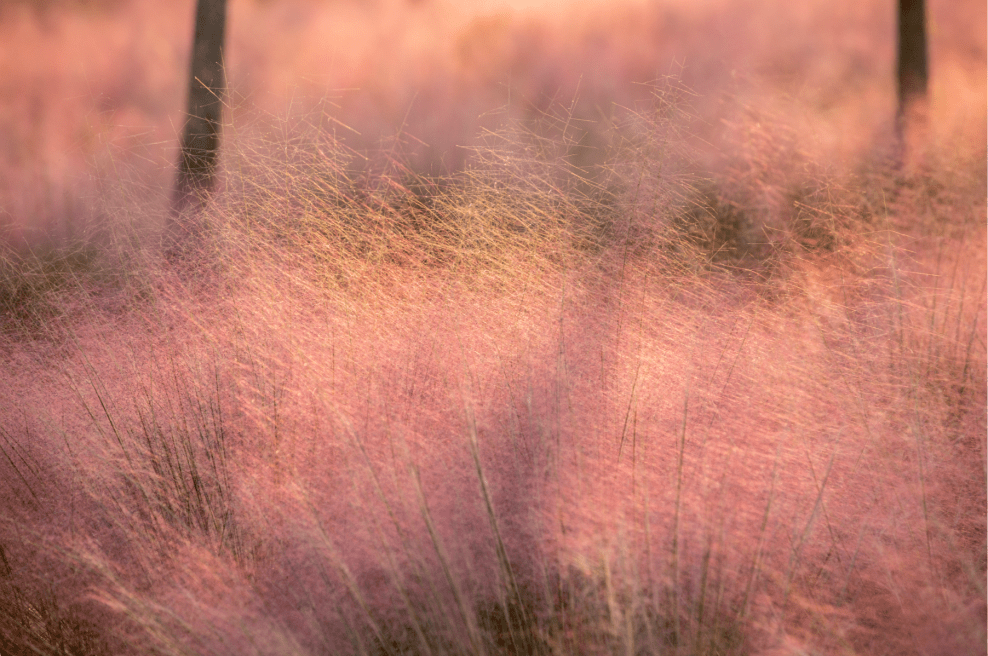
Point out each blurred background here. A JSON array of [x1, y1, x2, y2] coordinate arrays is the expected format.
[[0, 0, 984, 245]]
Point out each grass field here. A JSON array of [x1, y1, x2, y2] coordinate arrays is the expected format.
[[0, 1, 985, 654]]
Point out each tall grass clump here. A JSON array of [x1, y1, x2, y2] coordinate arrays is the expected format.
[[0, 74, 984, 656]]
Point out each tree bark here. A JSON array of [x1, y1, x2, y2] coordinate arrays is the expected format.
[[172, 0, 228, 218], [896, 0, 928, 135]]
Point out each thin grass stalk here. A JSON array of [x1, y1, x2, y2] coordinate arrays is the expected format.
[[344, 416, 438, 656], [617, 363, 641, 459], [704, 516, 731, 655], [694, 529, 714, 651], [466, 406, 536, 655], [781, 440, 838, 615], [303, 490, 394, 656], [883, 194, 905, 358], [799, 431, 848, 592], [670, 379, 690, 652], [410, 462, 486, 656], [739, 440, 781, 622], [925, 238, 944, 377], [839, 499, 873, 603], [602, 552, 620, 642], [0, 426, 41, 507], [958, 278, 986, 396], [910, 389, 936, 582]]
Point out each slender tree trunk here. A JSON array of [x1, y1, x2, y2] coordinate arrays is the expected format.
[[172, 0, 228, 219], [896, 0, 928, 157]]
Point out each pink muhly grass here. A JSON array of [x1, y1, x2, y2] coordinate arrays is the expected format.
[[0, 2, 984, 654]]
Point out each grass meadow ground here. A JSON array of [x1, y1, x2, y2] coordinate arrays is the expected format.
[[0, 0, 985, 654]]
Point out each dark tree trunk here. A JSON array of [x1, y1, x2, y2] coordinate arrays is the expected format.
[[896, 0, 928, 128], [172, 0, 228, 217]]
